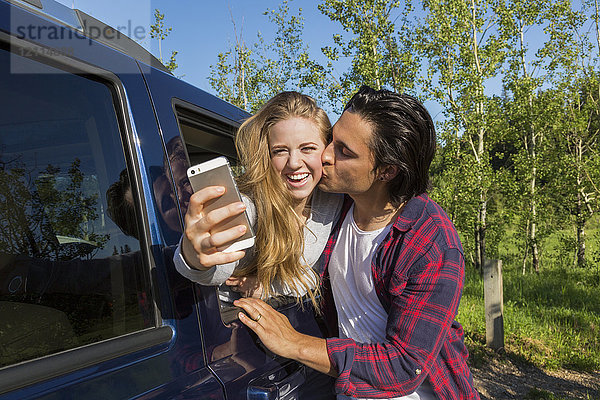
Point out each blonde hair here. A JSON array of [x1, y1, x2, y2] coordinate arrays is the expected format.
[[234, 92, 331, 310]]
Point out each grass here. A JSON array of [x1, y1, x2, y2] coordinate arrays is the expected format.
[[457, 221, 600, 372], [524, 388, 597, 400], [524, 388, 571, 400]]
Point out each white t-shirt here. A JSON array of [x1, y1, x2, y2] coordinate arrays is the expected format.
[[329, 205, 436, 400]]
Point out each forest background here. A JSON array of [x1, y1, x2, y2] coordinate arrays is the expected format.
[[208, 1, 600, 398], [86, 0, 600, 397]]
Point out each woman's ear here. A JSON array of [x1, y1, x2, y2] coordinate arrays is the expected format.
[[378, 165, 400, 182]]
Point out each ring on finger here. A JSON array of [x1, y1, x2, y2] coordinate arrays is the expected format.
[[254, 313, 262, 322]]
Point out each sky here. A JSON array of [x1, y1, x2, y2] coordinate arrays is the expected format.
[[50, 0, 591, 123], [51, 0, 453, 122], [52, 0, 345, 114]]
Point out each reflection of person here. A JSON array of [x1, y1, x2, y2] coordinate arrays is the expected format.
[[106, 168, 139, 239], [0, 168, 156, 367], [155, 138, 194, 235], [105, 164, 191, 319], [173, 92, 343, 306], [234, 86, 480, 399], [153, 171, 181, 234], [107, 148, 189, 242]]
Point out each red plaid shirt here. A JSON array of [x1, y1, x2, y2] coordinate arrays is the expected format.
[[319, 193, 479, 399]]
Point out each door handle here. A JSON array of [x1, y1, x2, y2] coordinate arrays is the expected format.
[[247, 362, 306, 400]]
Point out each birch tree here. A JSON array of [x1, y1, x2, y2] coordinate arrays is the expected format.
[[319, 0, 419, 108], [540, 1, 600, 268], [416, 0, 507, 271], [209, 1, 328, 112], [496, 0, 565, 273], [150, 9, 178, 72], [208, 13, 261, 111]]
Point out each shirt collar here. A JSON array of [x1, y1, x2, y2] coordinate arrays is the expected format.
[[390, 193, 429, 233]]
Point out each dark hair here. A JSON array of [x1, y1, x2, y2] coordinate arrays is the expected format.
[[106, 169, 139, 239], [344, 85, 436, 206]]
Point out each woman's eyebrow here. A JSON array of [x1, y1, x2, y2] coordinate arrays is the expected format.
[[298, 141, 320, 146]]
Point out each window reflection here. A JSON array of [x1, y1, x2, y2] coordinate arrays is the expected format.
[[0, 47, 153, 368]]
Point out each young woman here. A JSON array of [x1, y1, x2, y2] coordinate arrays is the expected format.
[[173, 92, 343, 308]]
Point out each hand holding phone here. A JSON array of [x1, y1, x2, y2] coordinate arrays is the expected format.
[[183, 157, 255, 268]]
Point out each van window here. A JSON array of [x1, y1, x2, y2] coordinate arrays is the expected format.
[[175, 105, 238, 166], [0, 46, 154, 368], [174, 105, 250, 320]]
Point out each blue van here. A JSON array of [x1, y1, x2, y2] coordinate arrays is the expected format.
[[0, 1, 332, 398]]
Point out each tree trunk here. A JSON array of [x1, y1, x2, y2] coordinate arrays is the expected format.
[[475, 225, 481, 272], [531, 215, 540, 272], [594, 0, 600, 56], [575, 136, 587, 268], [476, 103, 486, 274], [158, 39, 163, 63], [576, 190, 586, 268], [479, 197, 487, 273], [522, 219, 529, 275], [530, 139, 540, 273], [371, 42, 381, 90]]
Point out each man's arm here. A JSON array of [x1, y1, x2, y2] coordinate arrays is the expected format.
[[326, 248, 465, 397], [235, 250, 465, 398], [233, 298, 337, 376]]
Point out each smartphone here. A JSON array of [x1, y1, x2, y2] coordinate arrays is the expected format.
[[187, 156, 255, 252]]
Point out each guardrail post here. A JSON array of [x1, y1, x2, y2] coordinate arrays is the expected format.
[[483, 259, 504, 350]]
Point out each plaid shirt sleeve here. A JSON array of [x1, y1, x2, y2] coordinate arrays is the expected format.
[[322, 195, 479, 399]]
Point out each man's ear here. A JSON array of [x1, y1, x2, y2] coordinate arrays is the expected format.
[[378, 165, 400, 182]]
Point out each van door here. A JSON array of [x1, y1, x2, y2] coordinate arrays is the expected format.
[[0, 2, 223, 398], [141, 68, 335, 400]]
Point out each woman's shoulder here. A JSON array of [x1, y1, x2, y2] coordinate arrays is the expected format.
[[310, 188, 344, 224], [312, 188, 344, 206]]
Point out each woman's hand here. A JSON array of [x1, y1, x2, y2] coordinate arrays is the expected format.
[[181, 186, 248, 270], [233, 298, 334, 376], [233, 298, 302, 360], [226, 275, 263, 298]]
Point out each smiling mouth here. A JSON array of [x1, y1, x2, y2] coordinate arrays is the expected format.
[[286, 172, 310, 185]]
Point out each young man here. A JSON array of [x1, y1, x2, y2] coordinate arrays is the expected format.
[[234, 86, 480, 399]]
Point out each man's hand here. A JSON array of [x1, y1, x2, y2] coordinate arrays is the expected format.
[[234, 298, 335, 376], [182, 186, 248, 270]]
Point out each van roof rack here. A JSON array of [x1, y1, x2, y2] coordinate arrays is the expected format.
[[8, 0, 171, 74], [75, 10, 171, 73]]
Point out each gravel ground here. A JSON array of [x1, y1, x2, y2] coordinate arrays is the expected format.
[[471, 357, 600, 399]]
